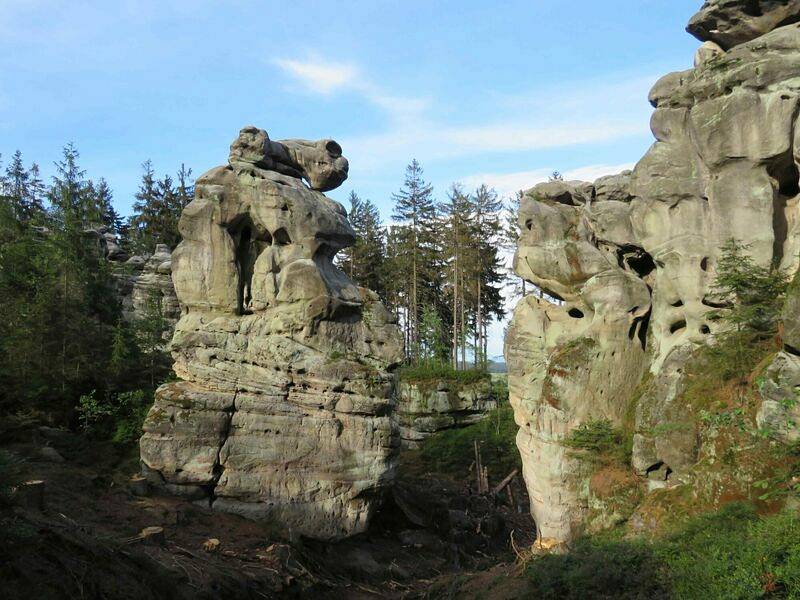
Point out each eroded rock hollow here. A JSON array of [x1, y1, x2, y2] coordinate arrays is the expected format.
[[505, 3, 800, 542], [139, 126, 402, 540]]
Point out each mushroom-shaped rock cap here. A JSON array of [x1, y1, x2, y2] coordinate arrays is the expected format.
[[228, 125, 349, 192], [687, 0, 800, 50]]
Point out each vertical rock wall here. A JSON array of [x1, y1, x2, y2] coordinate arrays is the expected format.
[[505, 2, 800, 542], [139, 126, 403, 540]]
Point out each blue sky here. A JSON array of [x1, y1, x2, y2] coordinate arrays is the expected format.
[[0, 0, 703, 356]]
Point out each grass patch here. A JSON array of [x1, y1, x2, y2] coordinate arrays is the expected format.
[[412, 405, 520, 481], [527, 502, 800, 599], [398, 362, 488, 386]]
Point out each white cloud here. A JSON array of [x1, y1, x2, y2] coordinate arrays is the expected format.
[[459, 162, 636, 199], [272, 57, 360, 95], [272, 56, 428, 125]]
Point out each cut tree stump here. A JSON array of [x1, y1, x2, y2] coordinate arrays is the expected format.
[[17, 480, 45, 511]]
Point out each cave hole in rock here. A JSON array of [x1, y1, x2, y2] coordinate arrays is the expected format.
[[700, 257, 709, 272], [229, 217, 272, 315], [742, 0, 762, 17], [273, 227, 291, 246], [767, 161, 797, 267], [785, 343, 800, 357], [671, 299, 684, 307], [702, 296, 730, 309], [568, 307, 584, 318], [645, 461, 673, 480], [628, 310, 651, 350], [669, 320, 687, 334], [700, 324, 711, 335], [618, 246, 656, 278]]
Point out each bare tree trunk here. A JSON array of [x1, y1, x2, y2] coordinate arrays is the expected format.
[[460, 269, 466, 370], [452, 219, 459, 369]]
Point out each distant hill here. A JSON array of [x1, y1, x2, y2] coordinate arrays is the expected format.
[[487, 355, 506, 373]]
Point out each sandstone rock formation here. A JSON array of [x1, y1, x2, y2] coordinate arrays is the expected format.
[[117, 244, 180, 330], [139, 127, 402, 540], [396, 376, 496, 448], [506, 4, 800, 542]]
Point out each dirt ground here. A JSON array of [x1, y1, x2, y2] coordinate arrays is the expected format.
[[0, 427, 536, 599]]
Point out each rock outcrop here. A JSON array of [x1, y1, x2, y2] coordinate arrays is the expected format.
[[396, 376, 496, 448], [506, 3, 800, 542], [139, 126, 403, 540], [116, 244, 181, 330]]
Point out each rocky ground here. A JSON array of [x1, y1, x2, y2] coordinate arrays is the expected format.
[[0, 424, 535, 599]]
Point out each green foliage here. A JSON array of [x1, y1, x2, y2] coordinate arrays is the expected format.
[[681, 240, 787, 416], [78, 389, 152, 444], [563, 419, 632, 466], [0, 146, 175, 428], [398, 362, 487, 385], [0, 146, 123, 419], [710, 239, 788, 335], [527, 535, 667, 599], [418, 304, 449, 363], [527, 503, 800, 599], [418, 405, 520, 480], [337, 191, 388, 301], [128, 161, 192, 253]]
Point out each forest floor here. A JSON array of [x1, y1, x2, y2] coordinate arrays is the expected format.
[[0, 425, 536, 599]]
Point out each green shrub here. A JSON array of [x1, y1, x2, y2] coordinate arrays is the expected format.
[[526, 503, 800, 599], [398, 362, 487, 385], [563, 419, 632, 466], [417, 405, 520, 480], [78, 389, 152, 444], [527, 536, 669, 599]]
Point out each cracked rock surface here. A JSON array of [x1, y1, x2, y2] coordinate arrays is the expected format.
[[139, 126, 402, 540]]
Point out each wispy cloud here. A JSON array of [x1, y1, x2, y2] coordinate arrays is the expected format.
[[272, 57, 359, 95], [272, 55, 654, 176], [271, 56, 428, 123], [459, 162, 637, 198]]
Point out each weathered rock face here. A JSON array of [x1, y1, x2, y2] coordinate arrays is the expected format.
[[139, 126, 402, 540], [117, 244, 181, 329], [396, 376, 496, 448], [505, 5, 800, 542], [687, 0, 800, 50]]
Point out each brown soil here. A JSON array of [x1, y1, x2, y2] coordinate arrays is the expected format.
[[0, 427, 536, 599]]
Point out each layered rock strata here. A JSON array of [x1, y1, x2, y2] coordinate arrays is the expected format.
[[117, 244, 181, 329], [396, 376, 496, 448], [506, 3, 800, 542], [139, 126, 402, 540]]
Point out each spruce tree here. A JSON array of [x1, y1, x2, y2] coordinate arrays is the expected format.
[[472, 185, 505, 366], [391, 159, 438, 360]]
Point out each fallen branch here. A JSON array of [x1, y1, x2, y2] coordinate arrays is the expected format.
[[491, 469, 518, 496]]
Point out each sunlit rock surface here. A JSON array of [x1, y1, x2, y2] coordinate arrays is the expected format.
[[139, 126, 402, 540], [505, 6, 800, 542]]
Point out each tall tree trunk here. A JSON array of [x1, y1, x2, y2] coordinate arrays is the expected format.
[[452, 221, 459, 369], [476, 278, 482, 367], [460, 269, 466, 370]]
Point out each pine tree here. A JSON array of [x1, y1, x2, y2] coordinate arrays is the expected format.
[[3, 151, 45, 223], [339, 191, 388, 298], [391, 160, 438, 360], [472, 184, 505, 367], [129, 161, 192, 253], [440, 184, 475, 368]]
